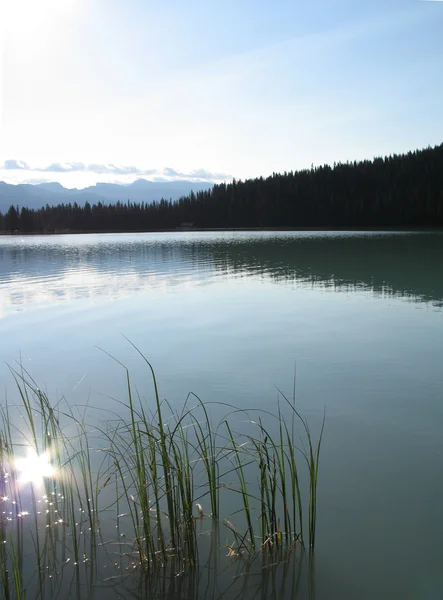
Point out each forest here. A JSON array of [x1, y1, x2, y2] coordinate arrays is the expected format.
[[1, 143, 442, 232]]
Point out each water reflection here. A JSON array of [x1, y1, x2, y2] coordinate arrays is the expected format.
[[1, 231, 442, 599], [0, 231, 442, 316], [110, 549, 313, 600], [0, 485, 315, 600]]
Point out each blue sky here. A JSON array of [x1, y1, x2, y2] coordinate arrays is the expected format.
[[1, 0, 442, 188]]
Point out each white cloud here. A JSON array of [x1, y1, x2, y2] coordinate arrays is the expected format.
[[0, 160, 231, 187], [3, 160, 30, 170]]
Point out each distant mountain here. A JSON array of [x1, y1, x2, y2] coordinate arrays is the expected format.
[[35, 182, 66, 193], [0, 179, 214, 214]]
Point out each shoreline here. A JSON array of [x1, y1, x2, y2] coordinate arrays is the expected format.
[[1, 226, 442, 236]]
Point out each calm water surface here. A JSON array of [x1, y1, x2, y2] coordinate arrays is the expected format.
[[0, 231, 442, 599]]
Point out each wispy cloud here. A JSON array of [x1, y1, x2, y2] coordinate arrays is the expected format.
[[1, 160, 230, 182], [87, 164, 157, 176], [3, 159, 31, 170], [44, 162, 86, 173], [161, 167, 230, 180]]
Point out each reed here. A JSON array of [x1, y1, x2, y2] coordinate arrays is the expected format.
[[0, 352, 323, 597]]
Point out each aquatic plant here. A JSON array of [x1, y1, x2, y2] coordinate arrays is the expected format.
[[0, 352, 323, 598]]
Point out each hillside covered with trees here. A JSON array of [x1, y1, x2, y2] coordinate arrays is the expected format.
[[1, 143, 442, 232]]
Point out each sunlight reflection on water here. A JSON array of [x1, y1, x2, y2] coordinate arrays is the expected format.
[[14, 448, 56, 486]]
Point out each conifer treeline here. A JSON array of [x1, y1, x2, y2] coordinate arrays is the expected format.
[[1, 143, 442, 232]]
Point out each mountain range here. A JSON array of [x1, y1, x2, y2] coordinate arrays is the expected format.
[[0, 179, 214, 214]]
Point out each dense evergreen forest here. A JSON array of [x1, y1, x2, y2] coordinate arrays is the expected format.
[[1, 143, 442, 232]]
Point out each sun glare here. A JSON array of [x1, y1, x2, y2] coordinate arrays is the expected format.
[[14, 448, 56, 486], [6, 0, 80, 38]]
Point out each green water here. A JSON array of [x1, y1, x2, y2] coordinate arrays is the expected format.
[[0, 230, 442, 599]]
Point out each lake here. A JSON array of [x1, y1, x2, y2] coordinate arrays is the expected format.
[[1, 230, 442, 599]]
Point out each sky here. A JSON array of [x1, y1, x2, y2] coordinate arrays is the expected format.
[[1, 0, 442, 189]]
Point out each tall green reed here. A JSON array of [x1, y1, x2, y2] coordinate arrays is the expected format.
[[0, 350, 324, 598]]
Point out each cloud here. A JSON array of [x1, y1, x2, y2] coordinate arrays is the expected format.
[[1, 159, 155, 175], [1, 160, 231, 181], [86, 164, 158, 176], [3, 159, 31, 170], [187, 168, 231, 180], [161, 167, 231, 180], [31, 161, 150, 175], [162, 167, 180, 177], [45, 162, 86, 172]]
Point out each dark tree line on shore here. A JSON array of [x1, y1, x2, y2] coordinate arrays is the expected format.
[[1, 143, 442, 232]]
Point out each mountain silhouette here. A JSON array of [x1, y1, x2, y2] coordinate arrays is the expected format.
[[0, 179, 214, 214]]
